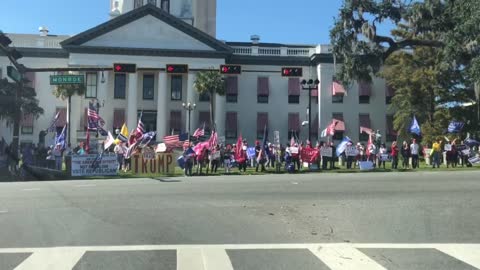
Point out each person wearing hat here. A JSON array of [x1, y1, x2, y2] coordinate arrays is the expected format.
[[378, 143, 387, 169], [410, 139, 420, 169], [114, 141, 127, 172]]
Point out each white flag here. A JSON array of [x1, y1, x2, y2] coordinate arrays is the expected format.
[[104, 131, 115, 150]]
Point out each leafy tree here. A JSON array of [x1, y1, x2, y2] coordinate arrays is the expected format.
[[194, 70, 226, 128], [0, 78, 43, 124], [53, 83, 86, 144], [331, 0, 480, 138]]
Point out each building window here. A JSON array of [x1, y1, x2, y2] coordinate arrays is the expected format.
[[359, 132, 370, 142], [359, 95, 370, 104], [171, 75, 182, 101], [226, 94, 237, 103], [169, 110, 182, 135], [288, 95, 300, 104], [161, 0, 170, 12], [288, 131, 297, 141], [386, 96, 392, 104], [85, 73, 97, 98], [332, 95, 344, 103], [147, 0, 157, 5], [143, 74, 155, 100], [134, 0, 143, 8], [225, 112, 237, 139], [257, 95, 268, 104], [199, 92, 210, 102], [114, 74, 126, 99]]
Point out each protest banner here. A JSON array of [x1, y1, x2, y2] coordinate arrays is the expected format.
[[132, 153, 175, 175], [444, 144, 452, 151], [468, 156, 480, 166], [320, 146, 332, 157], [359, 161, 374, 170], [71, 154, 118, 177], [345, 146, 359, 157], [247, 147, 256, 159], [290, 147, 299, 154], [380, 154, 390, 161], [300, 148, 319, 163]]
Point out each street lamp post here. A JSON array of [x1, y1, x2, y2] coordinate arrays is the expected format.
[[182, 102, 196, 136], [301, 79, 320, 142]]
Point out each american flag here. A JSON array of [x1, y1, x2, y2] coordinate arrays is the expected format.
[[208, 131, 218, 148], [193, 126, 205, 138], [326, 120, 338, 136], [87, 102, 105, 130], [163, 133, 189, 148], [47, 111, 60, 132], [129, 116, 146, 145]]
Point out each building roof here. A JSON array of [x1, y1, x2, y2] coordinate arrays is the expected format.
[[60, 3, 232, 53]]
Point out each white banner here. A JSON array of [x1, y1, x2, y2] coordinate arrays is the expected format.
[[345, 146, 359, 157], [468, 156, 480, 166], [71, 154, 118, 177], [320, 147, 332, 157], [290, 147, 299, 154]]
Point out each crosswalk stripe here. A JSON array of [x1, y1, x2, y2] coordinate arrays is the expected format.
[[308, 245, 387, 270], [201, 248, 234, 270], [13, 248, 85, 270], [437, 246, 480, 269], [177, 248, 205, 270]]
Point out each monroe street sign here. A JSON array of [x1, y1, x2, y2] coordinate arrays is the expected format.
[[50, 75, 84, 85]]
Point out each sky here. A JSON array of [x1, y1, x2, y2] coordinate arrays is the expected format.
[[0, 0, 390, 45]]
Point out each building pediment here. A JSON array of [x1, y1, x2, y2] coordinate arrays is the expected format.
[[60, 4, 231, 55]]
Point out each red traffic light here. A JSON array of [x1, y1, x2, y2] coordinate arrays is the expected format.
[[113, 63, 136, 73], [281, 67, 303, 77], [166, 64, 188, 74], [220, 65, 241, 75]]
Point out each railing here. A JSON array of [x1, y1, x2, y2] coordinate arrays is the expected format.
[[231, 45, 316, 57], [8, 35, 66, 48], [232, 47, 253, 55], [258, 47, 281, 56]]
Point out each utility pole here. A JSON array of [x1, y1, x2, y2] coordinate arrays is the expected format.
[[301, 79, 320, 142]]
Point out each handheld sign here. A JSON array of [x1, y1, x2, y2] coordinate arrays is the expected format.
[[320, 146, 332, 157], [345, 146, 359, 157], [444, 144, 452, 151], [290, 147, 299, 154]]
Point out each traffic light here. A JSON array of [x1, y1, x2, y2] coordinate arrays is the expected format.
[[281, 67, 303, 77], [113, 63, 136, 73], [220, 65, 241, 75], [166, 64, 188, 74]]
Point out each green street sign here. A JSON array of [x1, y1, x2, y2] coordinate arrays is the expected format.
[[7, 66, 22, 83], [50, 75, 85, 85]]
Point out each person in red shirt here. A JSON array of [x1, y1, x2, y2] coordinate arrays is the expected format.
[[391, 141, 399, 169]]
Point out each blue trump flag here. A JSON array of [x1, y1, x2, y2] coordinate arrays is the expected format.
[[54, 125, 67, 150], [448, 121, 464, 133], [336, 136, 352, 157], [409, 115, 421, 135]]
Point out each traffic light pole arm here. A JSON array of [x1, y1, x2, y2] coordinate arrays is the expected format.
[[0, 44, 25, 74]]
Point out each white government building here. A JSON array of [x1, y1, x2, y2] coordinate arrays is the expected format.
[[0, 0, 396, 147]]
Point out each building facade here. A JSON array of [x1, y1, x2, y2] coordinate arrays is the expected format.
[[0, 0, 396, 147]]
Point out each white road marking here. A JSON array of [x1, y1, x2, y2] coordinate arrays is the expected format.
[[22, 188, 41, 191], [0, 210, 8, 214], [74, 184, 96, 188], [201, 248, 234, 270], [0, 243, 479, 270], [437, 246, 480, 269], [13, 248, 85, 270], [177, 248, 205, 270], [291, 182, 299, 185], [309, 245, 387, 270]]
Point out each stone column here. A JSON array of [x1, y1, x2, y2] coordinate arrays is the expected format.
[[156, 71, 168, 138], [97, 71, 110, 129], [186, 72, 198, 134], [214, 94, 226, 137], [127, 73, 138, 131]]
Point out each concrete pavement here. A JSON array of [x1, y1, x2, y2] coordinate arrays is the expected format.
[[0, 171, 479, 269]]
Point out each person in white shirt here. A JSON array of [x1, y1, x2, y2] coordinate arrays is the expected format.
[[410, 139, 420, 169], [114, 142, 126, 171], [377, 143, 387, 169]]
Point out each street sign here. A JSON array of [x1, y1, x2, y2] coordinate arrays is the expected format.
[[50, 75, 85, 85], [7, 66, 22, 83]]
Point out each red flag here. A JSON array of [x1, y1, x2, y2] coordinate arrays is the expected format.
[[366, 133, 373, 157], [234, 134, 243, 161], [208, 131, 218, 149]]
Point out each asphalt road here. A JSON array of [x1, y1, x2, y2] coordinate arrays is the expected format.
[[0, 171, 479, 269]]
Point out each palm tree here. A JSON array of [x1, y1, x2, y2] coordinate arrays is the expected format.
[[53, 83, 85, 145], [194, 70, 226, 129]]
